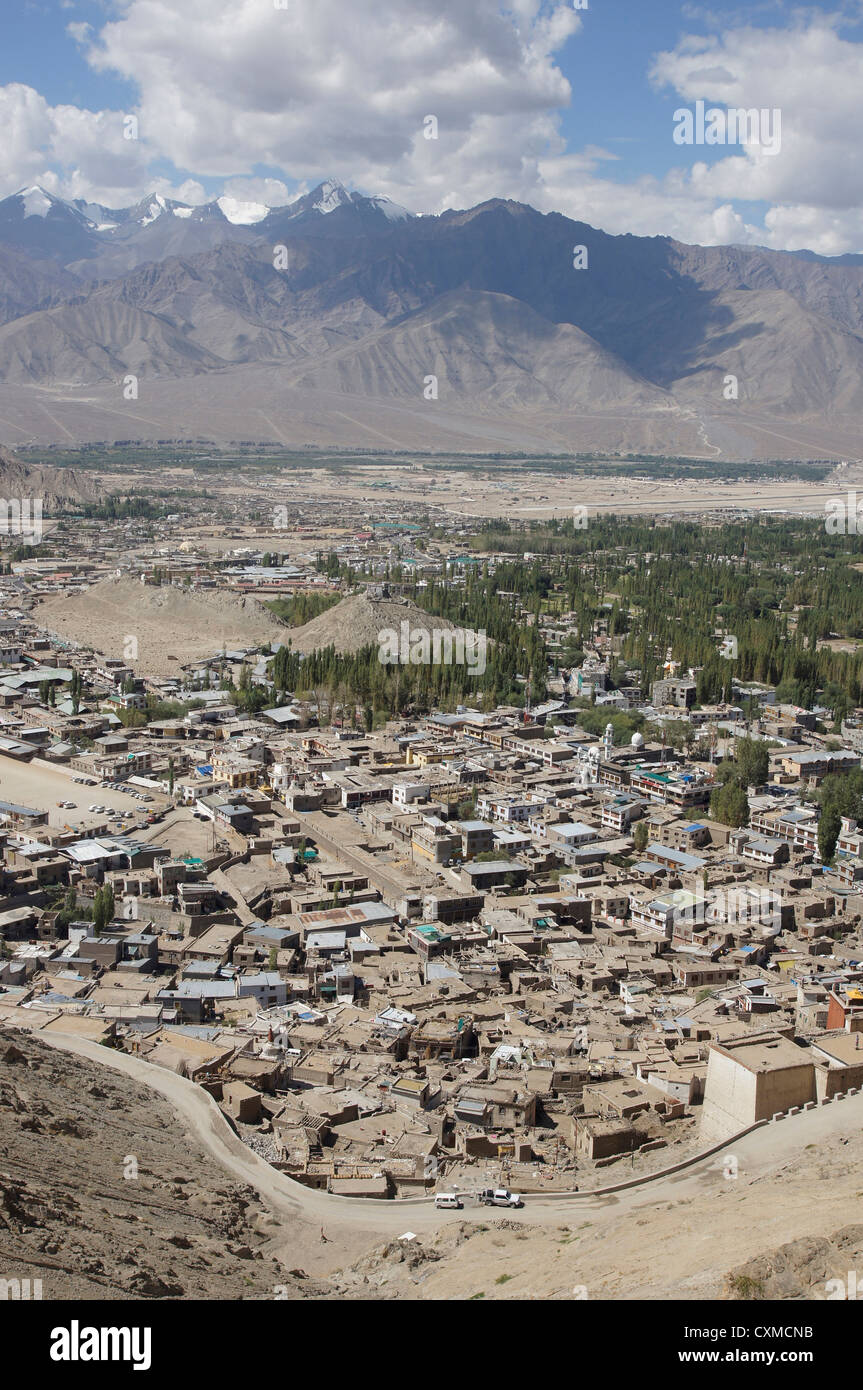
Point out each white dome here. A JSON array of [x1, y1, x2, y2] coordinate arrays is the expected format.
[[631, 731, 644, 748]]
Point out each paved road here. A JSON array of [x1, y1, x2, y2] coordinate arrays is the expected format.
[[35, 1029, 863, 1236]]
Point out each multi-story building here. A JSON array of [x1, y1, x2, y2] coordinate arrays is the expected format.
[[651, 679, 696, 709], [750, 804, 819, 854], [629, 768, 711, 808]]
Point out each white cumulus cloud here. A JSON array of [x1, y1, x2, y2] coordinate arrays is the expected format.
[[0, 3, 861, 253]]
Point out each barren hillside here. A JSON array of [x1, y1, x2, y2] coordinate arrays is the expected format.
[[287, 592, 475, 655], [0, 446, 98, 510], [0, 1032, 327, 1300], [35, 576, 288, 677]]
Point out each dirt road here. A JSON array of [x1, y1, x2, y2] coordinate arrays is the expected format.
[[36, 1029, 863, 1235]]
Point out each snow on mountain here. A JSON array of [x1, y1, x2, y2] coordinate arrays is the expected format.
[[305, 181, 413, 221], [139, 194, 174, 226], [313, 179, 352, 215], [0, 179, 413, 270], [20, 186, 54, 218], [5, 184, 93, 229], [121, 193, 206, 226], [3, 180, 412, 232], [216, 196, 269, 226], [270, 179, 414, 228], [369, 196, 411, 222]]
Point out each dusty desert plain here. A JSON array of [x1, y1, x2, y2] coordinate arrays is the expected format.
[[86, 453, 858, 526]]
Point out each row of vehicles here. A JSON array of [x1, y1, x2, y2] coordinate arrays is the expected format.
[[434, 1188, 524, 1210]]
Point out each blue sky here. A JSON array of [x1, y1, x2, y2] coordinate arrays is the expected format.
[[2, 0, 862, 251]]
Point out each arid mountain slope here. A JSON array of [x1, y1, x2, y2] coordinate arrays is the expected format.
[[0, 1032, 325, 1301], [0, 445, 98, 508], [2, 194, 863, 456]]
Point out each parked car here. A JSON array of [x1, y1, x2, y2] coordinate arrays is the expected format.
[[479, 1188, 523, 1209]]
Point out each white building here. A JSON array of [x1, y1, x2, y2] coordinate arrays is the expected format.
[[392, 780, 430, 807]]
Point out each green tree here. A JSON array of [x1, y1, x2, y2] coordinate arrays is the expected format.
[[92, 884, 113, 935], [710, 779, 749, 828], [736, 737, 769, 789], [69, 668, 83, 714], [818, 806, 842, 865], [815, 767, 863, 862]]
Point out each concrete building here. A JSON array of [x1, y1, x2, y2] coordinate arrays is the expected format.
[[700, 1031, 816, 1142]]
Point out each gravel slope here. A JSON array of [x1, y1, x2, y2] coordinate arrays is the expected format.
[[287, 592, 473, 655], [36, 576, 287, 676]]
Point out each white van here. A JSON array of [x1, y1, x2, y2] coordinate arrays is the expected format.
[[434, 1193, 463, 1209]]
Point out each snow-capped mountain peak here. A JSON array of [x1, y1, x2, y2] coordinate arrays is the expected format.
[[0, 177, 415, 270], [15, 186, 59, 218], [312, 178, 351, 214], [273, 178, 413, 228], [121, 192, 203, 227], [140, 195, 168, 226]]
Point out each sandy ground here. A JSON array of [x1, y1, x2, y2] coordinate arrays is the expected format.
[[0, 754, 169, 832], [287, 592, 466, 656], [35, 577, 287, 679], [133, 808, 222, 857], [33, 1030, 863, 1299], [216, 462, 853, 522], [96, 458, 852, 527]]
